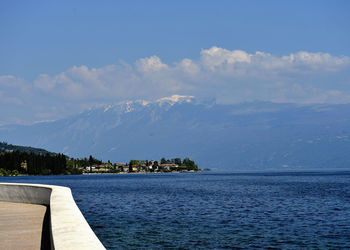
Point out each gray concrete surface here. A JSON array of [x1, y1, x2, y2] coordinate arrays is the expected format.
[[0, 201, 47, 250], [0, 183, 105, 250]]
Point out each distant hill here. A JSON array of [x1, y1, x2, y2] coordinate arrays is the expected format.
[[0, 142, 53, 155], [1, 95, 350, 170]]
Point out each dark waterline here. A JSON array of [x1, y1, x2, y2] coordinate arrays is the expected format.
[[1, 171, 350, 249]]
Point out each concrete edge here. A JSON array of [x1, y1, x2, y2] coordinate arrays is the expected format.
[[0, 183, 106, 250]]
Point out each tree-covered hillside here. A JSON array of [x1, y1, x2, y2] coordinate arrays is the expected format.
[[0, 151, 67, 176], [0, 142, 69, 176], [0, 141, 52, 155]]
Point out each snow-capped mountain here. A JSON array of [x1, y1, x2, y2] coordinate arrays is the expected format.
[[1, 95, 350, 170], [101, 95, 195, 114]]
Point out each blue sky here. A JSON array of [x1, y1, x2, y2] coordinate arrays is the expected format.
[[0, 0, 350, 124]]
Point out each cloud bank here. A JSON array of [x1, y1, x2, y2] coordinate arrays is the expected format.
[[1, 46, 350, 124]]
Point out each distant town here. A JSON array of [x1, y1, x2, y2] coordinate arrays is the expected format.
[[0, 142, 203, 176], [73, 156, 199, 174]]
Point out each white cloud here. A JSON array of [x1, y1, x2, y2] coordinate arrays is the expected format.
[[30, 47, 350, 102], [34, 65, 142, 99], [177, 58, 200, 75], [26, 47, 350, 104], [0, 75, 27, 89], [290, 50, 346, 70], [200, 46, 251, 71], [1, 46, 350, 124], [0, 75, 30, 105], [197, 47, 350, 76], [34, 74, 58, 91], [136, 55, 168, 73]]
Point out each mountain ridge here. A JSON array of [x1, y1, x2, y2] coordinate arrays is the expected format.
[[1, 95, 350, 170], [0, 141, 53, 155]]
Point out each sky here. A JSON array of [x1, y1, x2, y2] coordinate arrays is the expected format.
[[1, 0, 350, 125]]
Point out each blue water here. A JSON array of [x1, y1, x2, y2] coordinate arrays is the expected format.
[[1, 172, 350, 249]]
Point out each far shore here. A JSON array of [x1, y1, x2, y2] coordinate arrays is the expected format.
[[82, 170, 204, 175]]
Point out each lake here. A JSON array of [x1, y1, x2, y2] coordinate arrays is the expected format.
[[1, 171, 350, 249]]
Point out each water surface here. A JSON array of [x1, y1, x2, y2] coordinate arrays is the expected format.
[[1, 171, 350, 249]]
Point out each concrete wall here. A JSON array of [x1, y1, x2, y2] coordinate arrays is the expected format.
[[0, 183, 105, 250]]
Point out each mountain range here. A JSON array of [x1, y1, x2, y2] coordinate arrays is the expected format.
[[1, 95, 350, 171]]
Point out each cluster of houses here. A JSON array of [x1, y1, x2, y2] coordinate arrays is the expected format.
[[82, 160, 183, 174]]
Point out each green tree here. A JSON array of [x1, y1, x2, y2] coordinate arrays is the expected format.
[[182, 157, 198, 171], [174, 158, 182, 165], [129, 161, 133, 172]]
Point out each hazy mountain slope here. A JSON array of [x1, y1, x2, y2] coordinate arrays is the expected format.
[[1, 96, 350, 170], [0, 141, 53, 155]]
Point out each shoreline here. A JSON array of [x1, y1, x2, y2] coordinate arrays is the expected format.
[[82, 170, 202, 175]]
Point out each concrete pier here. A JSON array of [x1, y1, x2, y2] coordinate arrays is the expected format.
[[0, 201, 49, 250], [0, 183, 105, 250]]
